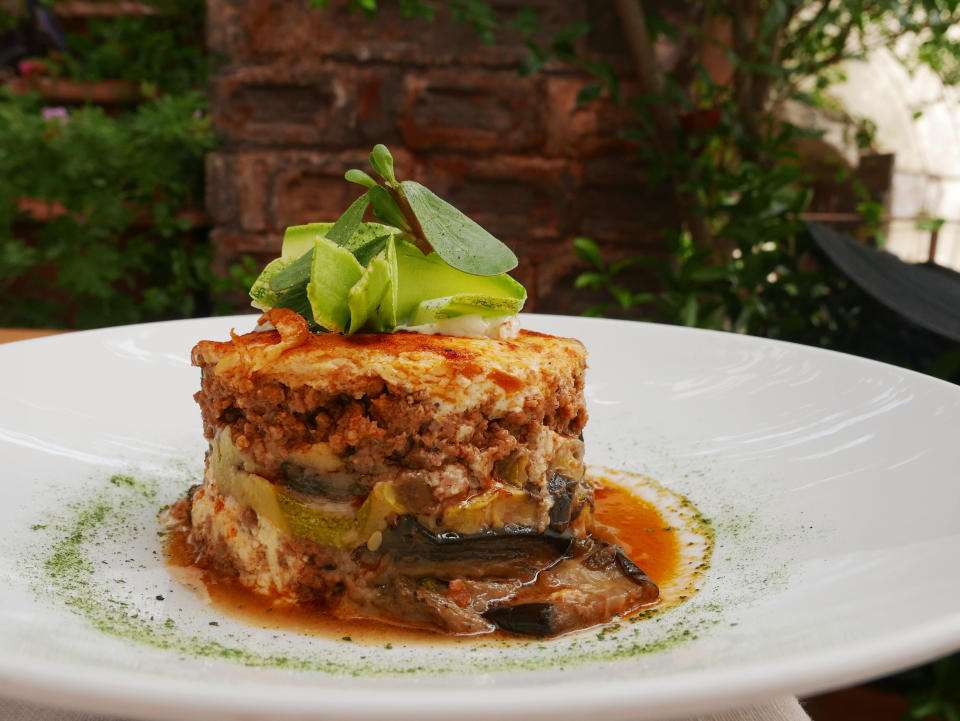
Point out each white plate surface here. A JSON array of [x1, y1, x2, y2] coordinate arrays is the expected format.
[[1, 314, 958, 721]]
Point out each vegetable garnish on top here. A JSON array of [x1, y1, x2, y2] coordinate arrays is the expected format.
[[249, 145, 527, 336]]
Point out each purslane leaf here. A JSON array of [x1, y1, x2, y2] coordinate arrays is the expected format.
[[326, 192, 370, 246], [369, 144, 397, 185], [268, 248, 313, 291], [400, 180, 517, 276], [368, 185, 410, 231], [341, 222, 401, 258], [351, 233, 391, 267], [345, 168, 377, 188]]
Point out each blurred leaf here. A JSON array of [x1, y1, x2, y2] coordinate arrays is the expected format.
[[679, 295, 698, 327], [574, 271, 606, 290], [572, 236, 601, 267], [398, 0, 435, 19], [508, 6, 539, 36], [519, 41, 551, 75], [759, 0, 788, 38], [916, 216, 946, 232], [610, 284, 633, 309], [576, 83, 604, 104]]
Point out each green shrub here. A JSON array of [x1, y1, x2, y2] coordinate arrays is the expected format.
[[0, 91, 242, 328]]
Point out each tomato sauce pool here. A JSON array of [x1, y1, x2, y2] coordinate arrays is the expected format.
[[593, 478, 681, 591], [165, 473, 690, 642]]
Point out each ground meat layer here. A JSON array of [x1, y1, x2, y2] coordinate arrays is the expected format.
[[196, 366, 584, 485]]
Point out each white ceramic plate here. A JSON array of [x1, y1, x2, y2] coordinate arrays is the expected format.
[[1, 315, 959, 721]]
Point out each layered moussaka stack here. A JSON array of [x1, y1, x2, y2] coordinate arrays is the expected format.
[[185, 310, 657, 636]]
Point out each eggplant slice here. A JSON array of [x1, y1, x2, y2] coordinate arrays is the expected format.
[[380, 515, 572, 581], [365, 516, 659, 636]]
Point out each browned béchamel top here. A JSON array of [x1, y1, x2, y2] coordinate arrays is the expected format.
[[191, 310, 586, 415]]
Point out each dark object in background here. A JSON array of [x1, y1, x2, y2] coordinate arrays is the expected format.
[[807, 221, 960, 382], [0, 1, 66, 73]]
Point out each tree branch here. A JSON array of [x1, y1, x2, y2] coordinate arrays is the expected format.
[[731, 0, 761, 147], [753, 1, 799, 117], [614, 0, 713, 248]]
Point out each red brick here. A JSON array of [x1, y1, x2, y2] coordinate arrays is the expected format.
[[209, 228, 279, 294], [397, 71, 545, 153], [582, 3, 636, 78], [543, 76, 637, 158], [271, 168, 357, 230], [206, 0, 246, 58], [265, 148, 414, 230], [204, 153, 237, 227], [413, 154, 573, 245], [210, 64, 404, 148], [580, 153, 648, 187], [575, 182, 675, 245], [206, 152, 271, 232], [204, 0, 679, 306], [210, 0, 583, 70], [210, 228, 282, 259]]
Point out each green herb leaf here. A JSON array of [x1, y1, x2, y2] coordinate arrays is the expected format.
[[272, 283, 314, 319], [400, 181, 517, 275], [342, 222, 402, 259], [327, 192, 370, 246], [249, 254, 315, 317], [367, 185, 410, 231], [350, 234, 391, 267], [345, 169, 378, 188], [269, 249, 313, 291], [369, 144, 397, 185]]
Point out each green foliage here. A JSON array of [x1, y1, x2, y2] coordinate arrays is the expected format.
[[0, 0, 252, 329], [21, 0, 209, 94], [876, 655, 960, 721], [0, 91, 240, 328], [57, 4, 207, 93]]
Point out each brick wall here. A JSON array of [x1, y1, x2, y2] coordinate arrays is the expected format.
[[206, 0, 671, 314]]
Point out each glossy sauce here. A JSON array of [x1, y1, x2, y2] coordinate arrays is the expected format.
[[165, 476, 686, 643]]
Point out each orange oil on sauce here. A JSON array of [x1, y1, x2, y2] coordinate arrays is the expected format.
[[165, 473, 694, 642], [594, 479, 681, 589]]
